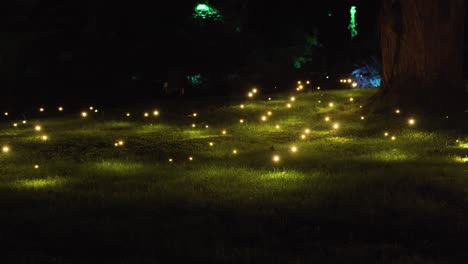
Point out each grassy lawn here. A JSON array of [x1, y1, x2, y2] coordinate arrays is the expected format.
[[0, 88, 467, 263]]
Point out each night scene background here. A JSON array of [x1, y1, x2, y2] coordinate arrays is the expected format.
[[0, 0, 467, 263]]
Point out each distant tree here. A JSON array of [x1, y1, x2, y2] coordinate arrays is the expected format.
[[371, 0, 466, 112]]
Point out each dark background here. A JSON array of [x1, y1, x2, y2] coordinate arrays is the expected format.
[[0, 1, 466, 108]]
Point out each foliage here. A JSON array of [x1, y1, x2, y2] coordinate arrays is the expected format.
[[351, 57, 381, 88]]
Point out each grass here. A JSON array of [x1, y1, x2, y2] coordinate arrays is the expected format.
[[0, 88, 467, 263]]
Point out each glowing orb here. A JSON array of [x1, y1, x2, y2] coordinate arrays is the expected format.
[[304, 128, 310, 134], [126, 113, 131, 117], [361, 116, 365, 120], [291, 146, 298, 153], [153, 110, 159, 116], [325, 116, 330, 122], [395, 109, 401, 114], [22, 120, 27, 124], [144, 112, 149, 117], [89, 106, 94, 110], [306, 81, 310, 84], [169, 158, 173, 163], [329, 102, 334, 107], [205, 125, 209, 128], [391, 136, 396, 141], [209, 142, 214, 147], [193, 113, 197, 117], [261, 115, 267, 121], [297, 81, 301, 85], [352, 82, 358, 88], [192, 124, 196, 128], [35, 125, 42, 131], [349, 98, 354, 102], [317, 87, 321, 90], [290, 97, 295, 102], [408, 118, 415, 126], [248, 92, 254, 98], [384, 132, 389, 137], [252, 88, 258, 94], [240, 104, 244, 109], [58, 106, 63, 111], [81, 112, 88, 118], [222, 130, 227, 135], [189, 156, 193, 161], [2, 146, 10, 153], [39, 108, 44, 112], [348, 79, 352, 83], [232, 149, 238, 155], [34, 165, 39, 169], [267, 111, 272, 116], [4, 112, 8, 116], [94, 109, 98, 113], [268, 97, 272, 101], [272, 155, 280, 163], [301, 134, 306, 139], [286, 103, 292, 108], [276, 125, 280, 129], [239, 119, 244, 124], [13, 123, 18, 127], [41, 135, 48, 141], [333, 123, 339, 130], [118, 140, 124, 146]]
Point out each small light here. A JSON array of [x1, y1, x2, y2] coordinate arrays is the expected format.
[[286, 103, 292, 108], [126, 113, 131, 117], [326, 76, 329, 79], [222, 130, 227, 135], [348, 79, 352, 83], [248, 92, 254, 98], [317, 87, 321, 90], [34, 164, 39, 169], [297, 81, 301, 84], [349, 97, 354, 102], [301, 134, 306, 139], [39, 108, 44, 112], [299, 85, 303, 89], [408, 118, 415, 126], [118, 140, 124, 146], [261, 115, 267, 121], [232, 149, 238, 155], [89, 106, 94, 110], [192, 124, 196, 128], [153, 110, 159, 116], [267, 111, 272, 116], [391, 136, 396, 141], [395, 109, 401, 114], [240, 104, 244, 109], [333, 123, 339, 130], [268, 97, 272, 101], [189, 156, 193, 161], [22, 120, 27, 124], [306, 81, 310, 84], [4, 112, 8, 116], [209, 142, 214, 147], [81, 112, 88, 118], [276, 125, 280, 129], [273, 155, 280, 163], [252, 88, 258, 94], [361, 116, 365, 120], [13, 123, 18, 127], [205, 125, 209, 128], [329, 102, 334, 107], [318, 100, 321, 103], [352, 82, 358, 88], [193, 113, 197, 117], [384, 132, 389, 137], [94, 109, 98, 113], [41, 135, 48, 141], [291, 146, 298, 153], [58, 106, 63, 111], [114, 143, 119, 147], [304, 128, 310, 134], [239, 119, 244, 124], [35, 125, 42, 131], [2, 146, 10, 153], [290, 97, 295, 102], [144, 112, 149, 117], [359, 105, 363, 108], [169, 158, 173, 162], [325, 116, 330, 122]]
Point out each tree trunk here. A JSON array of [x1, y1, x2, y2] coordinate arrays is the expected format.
[[371, 0, 466, 113]]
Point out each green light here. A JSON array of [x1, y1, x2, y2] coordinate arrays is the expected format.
[[194, 3, 223, 21], [349, 6, 358, 38]]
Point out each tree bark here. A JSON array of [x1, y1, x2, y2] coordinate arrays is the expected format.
[[371, 0, 466, 113]]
